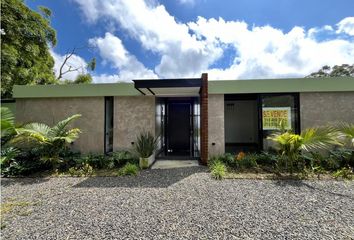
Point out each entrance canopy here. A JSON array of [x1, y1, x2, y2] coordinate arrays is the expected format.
[[133, 78, 202, 96]]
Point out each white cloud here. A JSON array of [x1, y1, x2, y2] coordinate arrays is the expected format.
[[89, 32, 157, 80], [73, 0, 354, 80], [190, 17, 354, 79], [337, 17, 354, 36], [92, 74, 120, 83], [51, 50, 88, 81], [73, 0, 100, 23], [74, 0, 223, 78], [177, 0, 196, 6]]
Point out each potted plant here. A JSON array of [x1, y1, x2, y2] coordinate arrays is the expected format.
[[134, 131, 158, 169]]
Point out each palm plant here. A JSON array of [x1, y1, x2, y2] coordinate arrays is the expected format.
[[11, 114, 81, 167], [268, 126, 340, 173], [1, 107, 15, 138], [336, 122, 354, 148]]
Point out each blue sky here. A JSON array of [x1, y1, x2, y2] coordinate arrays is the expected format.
[[25, 0, 354, 82]]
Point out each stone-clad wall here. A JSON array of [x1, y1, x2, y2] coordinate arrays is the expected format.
[[15, 97, 105, 153], [300, 92, 354, 130], [208, 94, 225, 156], [113, 96, 155, 151]]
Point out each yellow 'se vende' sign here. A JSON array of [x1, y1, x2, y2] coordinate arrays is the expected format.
[[262, 107, 291, 130]]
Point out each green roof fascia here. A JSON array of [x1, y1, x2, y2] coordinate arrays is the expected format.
[[13, 77, 354, 98], [13, 83, 140, 98], [209, 77, 354, 94]]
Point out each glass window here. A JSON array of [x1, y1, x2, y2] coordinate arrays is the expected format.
[[104, 97, 114, 153], [261, 94, 299, 150]]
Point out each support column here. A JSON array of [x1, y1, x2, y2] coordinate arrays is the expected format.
[[200, 73, 208, 165]]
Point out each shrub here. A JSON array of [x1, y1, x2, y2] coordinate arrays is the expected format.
[[238, 153, 258, 169], [254, 151, 279, 167], [75, 153, 113, 169], [332, 167, 353, 180], [118, 163, 139, 176], [0, 148, 48, 176], [221, 153, 238, 168], [302, 149, 353, 172], [210, 160, 226, 180], [68, 163, 93, 177], [109, 150, 138, 168], [209, 153, 238, 169], [328, 149, 354, 169]]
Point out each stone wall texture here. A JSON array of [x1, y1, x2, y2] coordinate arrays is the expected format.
[[16, 97, 105, 153], [208, 94, 225, 156], [300, 92, 354, 130], [113, 96, 155, 151]]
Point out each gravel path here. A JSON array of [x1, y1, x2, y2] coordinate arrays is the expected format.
[[1, 166, 354, 240]]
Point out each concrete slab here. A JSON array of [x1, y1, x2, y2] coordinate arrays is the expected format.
[[151, 160, 199, 169]]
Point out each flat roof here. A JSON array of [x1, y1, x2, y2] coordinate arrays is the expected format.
[[209, 77, 354, 94], [13, 77, 354, 98]]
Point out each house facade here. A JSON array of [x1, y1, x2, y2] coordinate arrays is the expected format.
[[12, 74, 354, 164]]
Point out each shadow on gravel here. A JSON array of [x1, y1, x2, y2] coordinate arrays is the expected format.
[[74, 166, 207, 189], [274, 180, 354, 200], [1, 177, 50, 187]]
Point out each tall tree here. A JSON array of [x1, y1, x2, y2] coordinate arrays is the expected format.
[[307, 64, 354, 78], [1, 0, 57, 98]]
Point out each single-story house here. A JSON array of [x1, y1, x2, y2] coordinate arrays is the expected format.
[[12, 73, 354, 164]]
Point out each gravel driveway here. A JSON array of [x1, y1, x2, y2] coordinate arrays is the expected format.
[[1, 166, 353, 240]]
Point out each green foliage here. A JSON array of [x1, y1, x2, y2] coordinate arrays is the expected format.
[[0, 147, 19, 166], [68, 163, 93, 177], [268, 126, 340, 173], [210, 152, 276, 172], [253, 151, 279, 167], [238, 154, 258, 169], [63, 74, 93, 84], [1, 0, 57, 98], [118, 163, 139, 176], [210, 160, 226, 180], [336, 122, 354, 148], [75, 153, 114, 169], [332, 167, 353, 180], [38, 6, 51, 18], [0, 149, 47, 176], [134, 131, 158, 158], [109, 150, 138, 167], [74, 74, 93, 84], [307, 64, 354, 78], [87, 58, 96, 71], [1, 107, 15, 138], [209, 153, 236, 168], [11, 114, 81, 167]]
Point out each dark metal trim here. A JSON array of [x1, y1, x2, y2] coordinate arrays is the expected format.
[[135, 87, 145, 95], [147, 88, 155, 95], [133, 78, 202, 89], [1, 99, 15, 103]]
